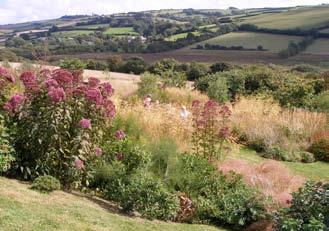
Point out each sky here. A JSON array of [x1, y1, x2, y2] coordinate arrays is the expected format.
[[0, 0, 328, 24]]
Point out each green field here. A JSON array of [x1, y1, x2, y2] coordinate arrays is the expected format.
[[104, 27, 139, 35], [191, 32, 303, 52], [75, 24, 109, 29], [235, 147, 329, 181], [0, 177, 225, 231], [304, 39, 329, 55], [165, 32, 201, 41], [52, 30, 94, 37], [240, 6, 329, 30]]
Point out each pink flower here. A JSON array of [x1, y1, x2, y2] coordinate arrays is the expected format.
[[95, 147, 102, 157], [74, 158, 84, 170], [0, 67, 14, 83], [85, 88, 103, 105], [72, 85, 87, 97], [79, 118, 91, 129], [115, 130, 126, 140], [101, 82, 114, 97], [3, 93, 24, 113], [48, 87, 66, 103], [115, 152, 124, 161], [52, 69, 73, 87], [104, 100, 116, 118], [20, 71, 38, 91], [45, 78, 59, 89], [88, 77, 100, 88], [218, 127, 230, 139]]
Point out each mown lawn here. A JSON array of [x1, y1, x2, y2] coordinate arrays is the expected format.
[[191, 32, 303, 52], [104, 27, 139, 36], [240, 6, 329, 30], [233, 146, 329, 181], [0, 177, 225, 231]]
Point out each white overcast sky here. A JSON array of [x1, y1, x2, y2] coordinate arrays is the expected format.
[[0, 0, 328, 24]]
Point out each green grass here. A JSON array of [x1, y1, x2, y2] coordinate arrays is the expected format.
[[104, 27, 139, 36], [304, 39, 329, 55], [192, 32, 303, 52], [75, 24, 109, 29], [52, 30, 94, 37], [165, 32, 201, 42], [240, 6, 329, 30], [233, 147, 329, 181], [0, 177, 225, 231]]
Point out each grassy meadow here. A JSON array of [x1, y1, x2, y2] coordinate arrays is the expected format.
[[240, 6, 329, 30], [165, 32, 201, 41], [52, 30, 94, 37], [304, 39, 329, 55], [104, 27, 138, 35], [191, 32, 304, 52]]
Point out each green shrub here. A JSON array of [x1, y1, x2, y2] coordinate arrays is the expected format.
[[299, 151, 316, 163], [161, 70, 187, 88], [0, 114, 14, 173], [137, 72, 159, 98], [263, 146, 292, 162], [313, 91, 329, 113], [187, 61, 209, 81], [210, 62, 231, 73], [206, 77, 229, 103], [31, 175, 61, 193], [274, 181, 329, 231], [106, 171, 179, 220], [169, 154, 266, 228], [120, 57, 147, 75], [310, 137, 329, 162], [59, 58, 86, 72]]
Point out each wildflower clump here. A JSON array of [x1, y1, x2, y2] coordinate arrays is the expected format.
[[4, 68, 115, 188]]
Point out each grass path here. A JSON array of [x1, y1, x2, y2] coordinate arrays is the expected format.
[[233, 147, 329, 181], [0, 177, 225, 231]]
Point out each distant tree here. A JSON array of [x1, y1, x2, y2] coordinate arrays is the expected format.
[[107, 56, 123, 72], [257, 45, 263, 51], [120, 56, 147, 74], [187, 61, 209, 81], [210, 62, 231, 73]]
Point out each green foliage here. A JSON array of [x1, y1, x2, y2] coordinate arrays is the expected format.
[[107, 56, 123, 72], [187, 61, 209, 81], [85, 60, 107, 71], [105, 171, 180, 220], [0, 114, 14, 173], [169, 154, 266, 228], [274, 181, 329, 231], [31, 175, 61, 193], [137, 72, 159, 98], [150, 58, 180, 75], [59, 58, 86, 72], [206, 77, 229, 103], [310, 137, 329, 162], [312, 91, 329, 113], [161, 70, 187, 88], [120, 57, 147, 74], [210, 62, 231, 73]]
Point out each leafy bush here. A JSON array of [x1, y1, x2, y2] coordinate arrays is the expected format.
[[0, 66, 16, 107], [137, 72, 159, 98], [187, 61, 209, 81], [0, 114, 14, 173], [169, 154, 266, 228], [120, 57, 147, 74], [105, 171, 179, 220], [206, 77, 229, 103], [309, 131, 329, 162], [161, 70, 187, 88], [192, 100, 231, 161], [5, 69, 115, 188], [313, 91, 329, 113], [59, 58, 86, 72], [274, 181, 329, 231], [31, 175, 61, 193], [210, 62, 231, 73]]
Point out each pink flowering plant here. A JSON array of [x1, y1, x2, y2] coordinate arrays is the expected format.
[[191, 100, 231, 161], [0, 66, 16, 108], [4, 68, 116, 188]]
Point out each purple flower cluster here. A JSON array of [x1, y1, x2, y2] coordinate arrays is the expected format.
[[95, 147, 103, 157], [115, 130, 126, 140], [85, 88, 103, 105], [52, 69, 73, 87], [79, 118, 91, 129], [88, 77, 101, 88], [74, 158, 84, 170], [48, 87, 66, 103], [45, 78, 59, 89], [20, 71, 39, 91], [3, 94, 24, 113], [0, 67, 15, 84], [101, 82, 114, 97]]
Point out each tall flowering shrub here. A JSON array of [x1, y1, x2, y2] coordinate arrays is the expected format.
[[4, 69, 115, 188], [0, 66, 16, 108], [191, 100, 231, 161]]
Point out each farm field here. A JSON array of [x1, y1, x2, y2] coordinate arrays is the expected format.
[[304, 39, 329, 55], [240, 6, 329, 30], [104, 27, 138, 35], [75, 23, 110, 29], [189, 32, 304, 52], [320, 28, 329, 34], [0, 177, 224, 231], [52, 30, 94, 37], [164, 31, 201, 41]]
